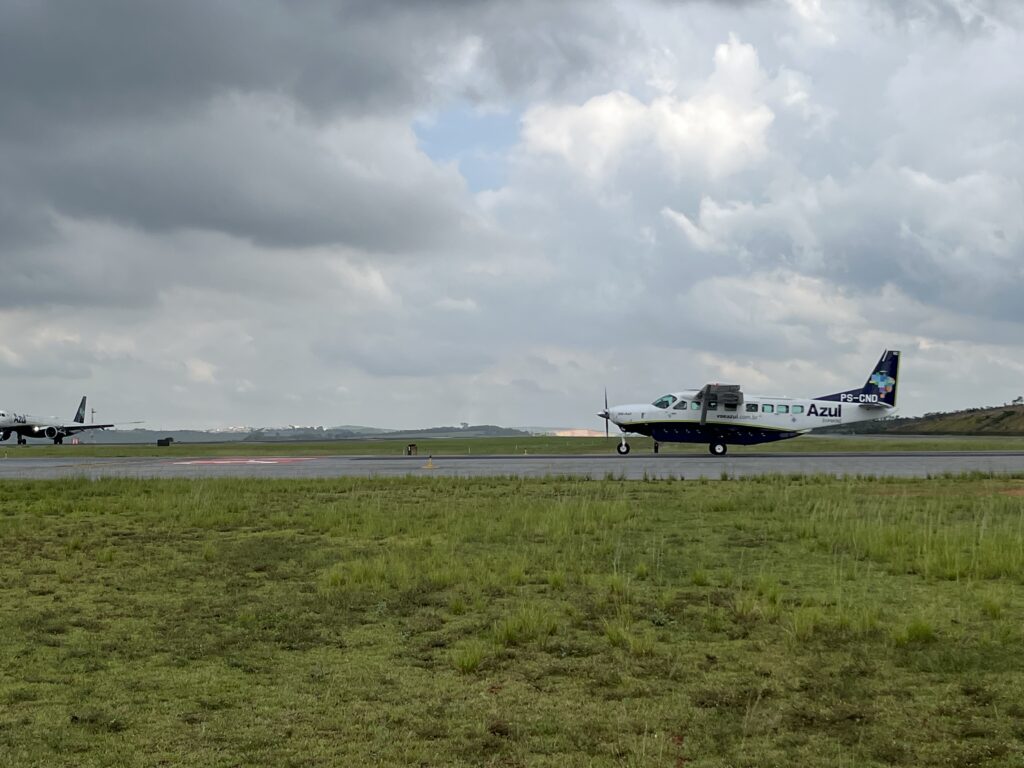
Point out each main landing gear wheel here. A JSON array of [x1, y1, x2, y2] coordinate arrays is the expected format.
[[617, 441, 631, 456], [709, 442, 727, 456]]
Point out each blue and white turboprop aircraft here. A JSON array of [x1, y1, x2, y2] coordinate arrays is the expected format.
[[598, 350, 900, 456]]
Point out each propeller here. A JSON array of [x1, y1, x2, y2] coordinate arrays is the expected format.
[[598, 388, 610, 438]]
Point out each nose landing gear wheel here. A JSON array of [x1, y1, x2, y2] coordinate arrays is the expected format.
[[709, 442, 727, 456], [616, 441, 631, 455]]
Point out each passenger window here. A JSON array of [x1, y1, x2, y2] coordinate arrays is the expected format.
[[745, 403, 758, 413], [762, 404, 774, 413], [691, 402, 700, 411], [792, 405, 805, 414], [778, 405, 789, 414], [707, 402, 718, 410], [674, 400, 689, 410]]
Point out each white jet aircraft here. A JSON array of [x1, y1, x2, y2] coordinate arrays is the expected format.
[[0, 396, 116, 445], [598, 350, 900, 456]]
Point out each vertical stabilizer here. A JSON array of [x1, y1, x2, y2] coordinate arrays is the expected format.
[[862, 350, 899, 407], [74, 396, 87, 424]]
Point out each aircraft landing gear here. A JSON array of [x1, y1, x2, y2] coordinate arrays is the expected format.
[[709, 442, 727, 456], [53, 436, 64, 445], [17, 435, 26, 446], [616, 438, 631, 455]]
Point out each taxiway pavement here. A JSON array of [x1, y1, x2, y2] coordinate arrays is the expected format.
[[1, 451, 1024, 480]]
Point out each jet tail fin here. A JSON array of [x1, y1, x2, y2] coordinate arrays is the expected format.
[[816, 350, 900, 406], [74, 396, 87, 424]]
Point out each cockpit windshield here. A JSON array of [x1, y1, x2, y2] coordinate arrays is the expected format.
[[651, 394, 677, 409]]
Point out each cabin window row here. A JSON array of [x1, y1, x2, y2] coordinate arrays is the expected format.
[[671, 401, 703, 410], [746, 403, 804, 414], [663, 400, 806, 414]]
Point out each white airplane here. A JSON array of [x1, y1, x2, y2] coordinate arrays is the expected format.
[[598, 350, 900, 456], [0, 396, 116, 445]]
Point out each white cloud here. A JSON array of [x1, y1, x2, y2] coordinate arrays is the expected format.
[[522, 36, 784, 181], [785, 0, 839, 46], [184, 358, 217, 384], [435, 297, 480, 313], [661, 206, 722, 253]]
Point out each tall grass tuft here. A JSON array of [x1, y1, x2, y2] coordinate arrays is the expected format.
[[451, 639, 491, 674], [784, 606, 824, 643], [894, 616, 937, 646], [691, 566, 710, 587], [493, 603, 559, 647]]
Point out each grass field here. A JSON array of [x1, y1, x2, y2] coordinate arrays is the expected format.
[[2, 475, 1024, 766], [7, 433, 1024, 459]]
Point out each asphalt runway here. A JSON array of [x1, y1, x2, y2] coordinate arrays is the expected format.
[[2, 451, 1024, 480]]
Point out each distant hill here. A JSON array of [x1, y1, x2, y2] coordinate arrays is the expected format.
[[245, 424, 531, 442], [81, 429, 248, 444], [820, 404, 1024, 435], [67, 424, 531, 445]]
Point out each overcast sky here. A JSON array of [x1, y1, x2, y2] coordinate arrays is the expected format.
[[1, 0, 1022, 429]]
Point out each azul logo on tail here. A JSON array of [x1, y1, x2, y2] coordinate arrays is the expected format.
[[869, 371, 896, 394]]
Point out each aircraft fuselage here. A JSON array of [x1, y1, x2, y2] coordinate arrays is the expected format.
[[606, 394, 875, 447]]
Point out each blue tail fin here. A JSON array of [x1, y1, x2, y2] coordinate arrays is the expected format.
[[863, 351, 900, 406], [74, 396, 87, 424], [816, 351, 900, 406]]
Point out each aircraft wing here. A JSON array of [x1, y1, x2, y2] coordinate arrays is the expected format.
[[61, 421, 143, 433], [694, 383, 744, 424]]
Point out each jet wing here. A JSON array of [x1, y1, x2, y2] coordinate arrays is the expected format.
[[62, 423, 117, 432], [61, 421, 144, 433]]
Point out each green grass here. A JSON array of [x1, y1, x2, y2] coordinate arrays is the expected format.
[[6, 433, 1024, 459], [2, 475, 1024, 765]]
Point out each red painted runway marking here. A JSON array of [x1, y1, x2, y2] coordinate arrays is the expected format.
[[172, 457, 320, 465]]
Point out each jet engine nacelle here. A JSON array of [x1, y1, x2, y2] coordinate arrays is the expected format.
[[44, 426, 59, 439]]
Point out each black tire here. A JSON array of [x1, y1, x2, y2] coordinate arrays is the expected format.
[[616, 442, 631, 456], [709, 442, 727, 456]]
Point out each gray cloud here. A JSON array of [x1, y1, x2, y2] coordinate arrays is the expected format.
[[0, 0, 633, 257], [0, 0, 633, 127], [23, 102, 481, 252], [0, 1, 1022, 428]]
